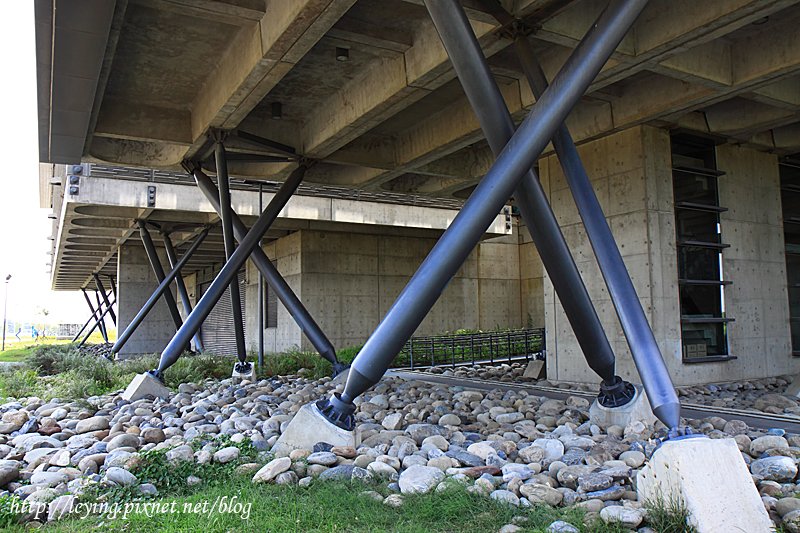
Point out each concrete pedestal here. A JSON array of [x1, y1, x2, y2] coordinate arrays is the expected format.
[[232, 363, 255, 382], [522, 360, 545, 379], [331, 366, 350, 386], [637, 437, 772, 532], [122, 373, 171, 402], [589, 385, 657, 430], [271, 403, 358, 457], [785, 375, 800, 398]]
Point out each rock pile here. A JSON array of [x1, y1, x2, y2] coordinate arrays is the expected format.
[[0, 372, 797, 530], [425, 362, 800, 417]]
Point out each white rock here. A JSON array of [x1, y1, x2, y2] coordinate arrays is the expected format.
[[252, 457, 291, 483], [599, 506, 644, 528], [213, 446, 240, 464], [105, 467, 138, 486], [398, 465, 445, 494]]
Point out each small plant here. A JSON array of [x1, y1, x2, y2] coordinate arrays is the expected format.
[[0, 493, 23, 528], [645, 494, 697, 533]]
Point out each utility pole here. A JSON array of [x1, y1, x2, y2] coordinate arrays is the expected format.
[[2, 275, 11, 351]]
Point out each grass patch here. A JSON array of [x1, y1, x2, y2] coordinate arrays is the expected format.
[[644, 494, 697, 533], [0, 344, 233, 401]]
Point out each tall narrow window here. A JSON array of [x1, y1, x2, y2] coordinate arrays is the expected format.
[[671, 134, 733, 361], [263, 260, 278, 329], [781, 161, 800, 355]]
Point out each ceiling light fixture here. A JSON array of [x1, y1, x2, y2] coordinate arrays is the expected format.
[[336, 47, 350, 62], [271, 102, 282, 120]]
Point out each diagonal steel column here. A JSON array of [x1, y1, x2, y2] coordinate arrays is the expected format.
[[94, 290, 110, 340], [93, 273, 117, 326], [78, 295, 117, 349], [151, 164, 310, 379], [319, 0, 654, 431], [112, 227, 209, 355], [138, 221, 184, 330], [162, 231, 205, 353], [107, 275, 117, 301], [512, 31, 680, 428], [190, 167, 344, 373], [426, 0, 617, 385], [213, 134, 247, 362], [74, 288, 108, 342], [85, 289, 108, 343]]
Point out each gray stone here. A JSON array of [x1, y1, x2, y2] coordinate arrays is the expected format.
[[307, 451, 338, 466], [30, 471, 69, 487], [139, 483, 158, 496], [577, 473, 614, 493], [166, 444, 194, 463], [213, 446, 240, 464], [107, 433, 139, 452], [105, 467, 138, 486], [253, 457, 291, 483], [319, 465, 356, 481], [751, 436, 789, 456], [751, 456, 798, 482], [546, 521, 580, 533], [438, 414, 461, 426], [398, 465, 445, 494], [777, 497, 800, 518], [532, 438, 565, 465], [47, 494, 76, 522], [490, 490, 520, 506], [599, 506, 644, 528], [783, 510, 800, 533], [382, 413, 403, 431], [75, 416, 110, 434], [519, 483, 563, 506], [0, 466, 19, 487]]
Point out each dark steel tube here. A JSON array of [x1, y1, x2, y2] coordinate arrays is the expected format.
[[426, 0, 615, 382], [514, 36, 680, 427], [138, 221, 184, 330], [78, 296, 117, 348], [92, 290, 108, 342], [93, 274, 117, 326], [107, 275, 117, 300], [192, 169, 342, 369], [162, 232, 205, 353], [111, 228, 209, 354], [74, 288, 105, 342], [214, 140, 247, 362], [333, 0, 649, 423], [155, 165, 309, 375], [257, 183, 265, 369]]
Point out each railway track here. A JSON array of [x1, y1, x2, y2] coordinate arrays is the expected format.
[[389, 370, 800, 434]]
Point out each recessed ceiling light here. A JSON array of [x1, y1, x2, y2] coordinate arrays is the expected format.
[[336, 47, 350, 62], [271, 102, 282, 120]]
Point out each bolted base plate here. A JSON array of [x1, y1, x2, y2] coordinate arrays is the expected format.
[[589, 385, 656, 430], [271, 402, 359, 457], [232, 361, 255, 382]]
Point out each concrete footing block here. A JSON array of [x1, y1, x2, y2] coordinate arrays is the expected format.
[[271, 403, 359, 457], [121, 373, 171, 402], [522, 360, 545, 379], [589, 385, 656, 430], [637, 437, 772, 532], [231, 363, 256, 382], [331, 367, 350, 386], [785, 375, 800, 398]]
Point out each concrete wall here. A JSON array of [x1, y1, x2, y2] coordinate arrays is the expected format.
[[538, 126, 682, 385], [537, 125, 796, 386], [116, 243, 177, 356], [245, 228, 524, 353]]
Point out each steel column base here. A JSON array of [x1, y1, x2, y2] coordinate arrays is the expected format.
[[331, 362, 349, 378], [597, 376, 635, 408]]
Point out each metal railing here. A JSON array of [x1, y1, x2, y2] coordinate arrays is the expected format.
[[392, 328, 545, 370]]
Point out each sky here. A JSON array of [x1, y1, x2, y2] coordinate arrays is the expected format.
[[0, 3, 87, 325]]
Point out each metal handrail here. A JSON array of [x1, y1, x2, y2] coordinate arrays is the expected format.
[[392, 328, 545, 370]]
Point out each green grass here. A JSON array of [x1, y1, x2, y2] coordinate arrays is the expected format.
[[21, 476, 634, 533], [0, 332, 110, 363]]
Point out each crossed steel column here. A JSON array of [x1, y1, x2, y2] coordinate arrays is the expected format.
[[77, 289, 117, 349], [112, 227, 210, 355], [189, 166, 346, 375], [93, 274, 116, 326], [317, 0, 665, 430], [213, 133, 247, 365], [82, 289, 108, 343], [426, 0, 620, 391], [149, 163, 312, 380], [510, 27, 680, 431], [137, 221, 185, 330], [161, 231, 205, 353], [73, 287, 112, 342]]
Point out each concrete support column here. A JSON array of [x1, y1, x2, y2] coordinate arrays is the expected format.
[[116, 243, 177, 356]]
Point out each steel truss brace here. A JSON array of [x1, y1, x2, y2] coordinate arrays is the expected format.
[[317, 0, 658, 431], [111, 227, 210, 355], [93, 273, 116, 326], [187, 165, 345, 374], [150, 163, 312, 380], [78, 290, 117, 349], [138, 220, 185, 332]]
